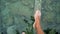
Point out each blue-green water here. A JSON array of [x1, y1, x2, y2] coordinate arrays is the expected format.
[[0, 0, 60, 34]]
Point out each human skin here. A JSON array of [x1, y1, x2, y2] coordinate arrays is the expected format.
[[33, 10, 44, 34], [22, 32, 25, 34]]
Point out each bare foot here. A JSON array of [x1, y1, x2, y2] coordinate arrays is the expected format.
[[33, 10, 44, 34], [33, 10, 41, 29]]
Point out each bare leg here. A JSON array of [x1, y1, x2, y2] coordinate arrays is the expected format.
[[33, 10, 44, 34]]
